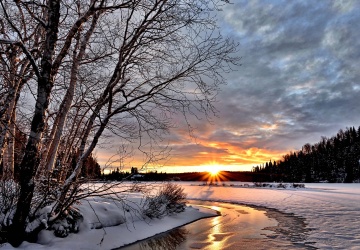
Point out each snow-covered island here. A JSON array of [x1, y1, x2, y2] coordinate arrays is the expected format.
[[1, 181, 360, 249]]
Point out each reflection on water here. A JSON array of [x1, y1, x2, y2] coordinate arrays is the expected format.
[[119, 227, 188, 250], [140, 228, 188, 250], [119, 200, 316, 250]]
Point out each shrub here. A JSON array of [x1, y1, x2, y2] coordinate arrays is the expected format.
[[0, 180, 20, 243], [143, 183, 186, 219], [293, 183, 305, 188], [254, 182, 262, 187], [51, 207, 83, 238]]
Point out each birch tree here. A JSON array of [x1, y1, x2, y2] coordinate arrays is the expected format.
[[0, 0, 239, 246], [0, 3, 37, 170]]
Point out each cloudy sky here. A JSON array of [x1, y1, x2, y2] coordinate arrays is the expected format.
[[100, 0, 360, 173]]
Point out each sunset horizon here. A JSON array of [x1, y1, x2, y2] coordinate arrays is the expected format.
[[96, 1, 360, 174]]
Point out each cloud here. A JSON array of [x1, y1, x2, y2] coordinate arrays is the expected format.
[[211, 1, 360, 147], [99, 1, 360, 172]]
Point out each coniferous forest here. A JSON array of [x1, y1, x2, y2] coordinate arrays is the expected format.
[[252, 126, 360, 183]]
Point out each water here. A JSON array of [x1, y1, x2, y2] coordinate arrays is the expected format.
[[118, 200, 316, 250]]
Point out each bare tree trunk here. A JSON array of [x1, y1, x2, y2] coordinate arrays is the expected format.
[[8, 0, 61, 246], [0, 87, 18, 169], [7, 112, 15, 177], [58, 106, 88, 182], [55, 113, 110, 214], [2, 111, 15, 180], [37, 105, 61, 175], [0, 125, 9, 168], [42, 13, 100, 175], [0, 86, 16, 166], [0, 42, 32, 168]]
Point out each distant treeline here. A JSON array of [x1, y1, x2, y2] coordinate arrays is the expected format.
[[102, 168, 168, 181], [253, 126, 360, 183], [102, 169, 273, 182]]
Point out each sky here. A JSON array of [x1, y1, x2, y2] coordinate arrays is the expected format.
[[99, 0, 360, 173]]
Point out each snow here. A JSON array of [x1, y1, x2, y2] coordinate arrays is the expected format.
[[180, 182, 360, 249], [2, 182, 360, 249], [0, 188, 216, 250]]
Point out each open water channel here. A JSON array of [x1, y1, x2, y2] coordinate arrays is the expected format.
[[118, 200, 316, 250]]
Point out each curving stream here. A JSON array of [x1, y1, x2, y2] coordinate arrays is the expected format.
[[118, 200, 316, 250]]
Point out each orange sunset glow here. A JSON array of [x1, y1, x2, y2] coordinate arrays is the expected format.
[[97, 117, 292, 174], [98, 138, 289, 174]]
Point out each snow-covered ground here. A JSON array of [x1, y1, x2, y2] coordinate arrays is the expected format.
[[0, 183, 216, 250], [2, 182, 360, 249], [181, 182, 360, 249]]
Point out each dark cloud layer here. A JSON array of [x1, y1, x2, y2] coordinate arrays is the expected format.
[[101, 1, 360, 172], [210, 0, 360, 149]]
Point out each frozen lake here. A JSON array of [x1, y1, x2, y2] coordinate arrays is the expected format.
[[119, 200, 315, 250], [7, 182, 359, 249]]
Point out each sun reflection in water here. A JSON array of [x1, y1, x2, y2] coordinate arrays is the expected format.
[[207, 207, 232, 250], [209, 215, 224, 250], [119, 200, 311, 250]]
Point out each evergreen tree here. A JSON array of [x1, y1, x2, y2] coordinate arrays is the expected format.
[[256, 126, 360, 183]]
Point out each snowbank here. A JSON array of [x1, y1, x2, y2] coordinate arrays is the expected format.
[[1, 189, 216, 250]]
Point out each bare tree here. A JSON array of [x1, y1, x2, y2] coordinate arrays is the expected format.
[[0, 4, 36, 169], [0, 0, 239, 246]]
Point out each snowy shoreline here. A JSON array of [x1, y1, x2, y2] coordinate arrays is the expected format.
[[116, 205, 220, 249], [2, 182, 360, 249], [1, 199, 217, 250]]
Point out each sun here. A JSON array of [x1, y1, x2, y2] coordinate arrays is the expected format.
[[201, 163, 230, 182], [209, 168, 220, 176], [202, 164, 230, 182], [208, 165, 221, 176]]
